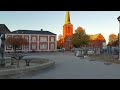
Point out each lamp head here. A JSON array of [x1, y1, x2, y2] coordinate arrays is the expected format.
[[117, 16, 120, 22]]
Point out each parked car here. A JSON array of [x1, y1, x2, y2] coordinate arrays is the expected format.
[[87, 49, 94, 55], [74, 48, 85, 57]]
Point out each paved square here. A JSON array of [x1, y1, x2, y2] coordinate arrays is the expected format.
[[3, 51, 120, 79]]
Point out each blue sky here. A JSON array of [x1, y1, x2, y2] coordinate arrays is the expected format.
[[0, 11, 120, 43]]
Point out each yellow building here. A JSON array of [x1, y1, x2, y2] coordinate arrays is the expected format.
[[89, 33, 106, 47]]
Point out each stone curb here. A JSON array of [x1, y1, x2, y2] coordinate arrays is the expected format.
[[0, 60, 55, 76]]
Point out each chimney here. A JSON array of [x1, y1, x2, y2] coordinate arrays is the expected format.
[[41, 29, 43, 31]]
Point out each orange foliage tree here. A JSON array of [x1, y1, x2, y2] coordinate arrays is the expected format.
[[108, 38, 118, 46], [5, 36, 29, 52], [108, 34, 118, 43], [108, 34, 118, 46]]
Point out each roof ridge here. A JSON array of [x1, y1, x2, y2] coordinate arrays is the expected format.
[[11, 29, 56, 35]]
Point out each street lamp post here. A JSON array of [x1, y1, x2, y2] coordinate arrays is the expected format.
[[117, 16, 120, 61], [0, 34, 5, 67]]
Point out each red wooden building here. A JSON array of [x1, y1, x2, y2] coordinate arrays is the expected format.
[[5, 29, 57, 52]]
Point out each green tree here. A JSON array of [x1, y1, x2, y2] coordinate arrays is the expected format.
[[71, 27, 90, 48]]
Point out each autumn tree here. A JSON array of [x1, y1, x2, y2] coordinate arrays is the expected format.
[[57, 34, 63, 49], [108, 37, 119, 46], [71, 26, 90, 48], [75, 26, 84, 33], [5, 36, 29, 53], [108, 34, 118, 46], [108, 34, 118, 43]]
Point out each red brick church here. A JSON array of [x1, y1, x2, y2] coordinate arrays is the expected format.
[[63, 11, 73, 50], [61, 11, 106, 50]]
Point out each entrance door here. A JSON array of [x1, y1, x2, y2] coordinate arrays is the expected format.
[[64, 36, 72, 51]]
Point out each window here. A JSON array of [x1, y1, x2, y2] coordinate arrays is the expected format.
[[51, 37, 54, 42], [16, 46, 22, 50], [31, 43, 36, 49], [40, 44, 47, 49], [25, 36, 29, 41], [7, 44, 12, 48], [6, 44, 12, 50], [50, 44, 54, 49], [31, 36, 37, 42], [24, 45, 29, 50], [40, 37, 47, 42]]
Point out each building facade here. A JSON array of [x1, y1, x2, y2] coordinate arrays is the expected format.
[[63, 11, 73, 50], [5, 30, 57, 52], [81, 33, 106, 54]]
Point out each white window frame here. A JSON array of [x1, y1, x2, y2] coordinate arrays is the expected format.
[[51, 37, 54, 42], [31, 43, 36, 49], [40, 43, 47, 49], [25, 36, 29, 41], [31, 36, 37, 42], [50, 43, 54, 49], [24, 45, 29, 50], [40, 36, 47, 42]]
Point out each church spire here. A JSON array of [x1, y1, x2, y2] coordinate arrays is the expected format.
[[65, 11, 71, 24]]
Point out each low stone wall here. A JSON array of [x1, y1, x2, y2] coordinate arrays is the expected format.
[[0, 59, 55, 76]]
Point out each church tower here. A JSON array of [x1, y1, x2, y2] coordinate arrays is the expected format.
[[63, 11, 73, 50]]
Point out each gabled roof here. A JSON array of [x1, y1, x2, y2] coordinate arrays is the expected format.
[[89, 33, 105, 41], [10, 30, 56, 35], [90, 34, 99, 40], [0, 24, 11, 35]]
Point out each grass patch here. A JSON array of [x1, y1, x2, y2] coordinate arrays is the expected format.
[[89, 54, 120, 64]]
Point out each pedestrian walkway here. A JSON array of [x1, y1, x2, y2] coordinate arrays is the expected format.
[[7, 51, 120, 79], [2, 51, 120, 79]]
